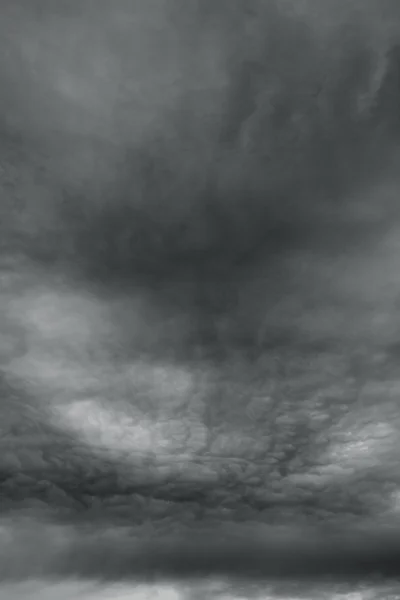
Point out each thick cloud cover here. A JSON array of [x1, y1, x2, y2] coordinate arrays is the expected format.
[[1, 0, 400, 356], [3, 3, 400, 593], [0, 1, 398, 262]]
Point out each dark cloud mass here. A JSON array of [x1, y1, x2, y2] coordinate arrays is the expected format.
[[1, 0, 399, 273], [1, 0, 400, 353], [3, 1, 400, 596]]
